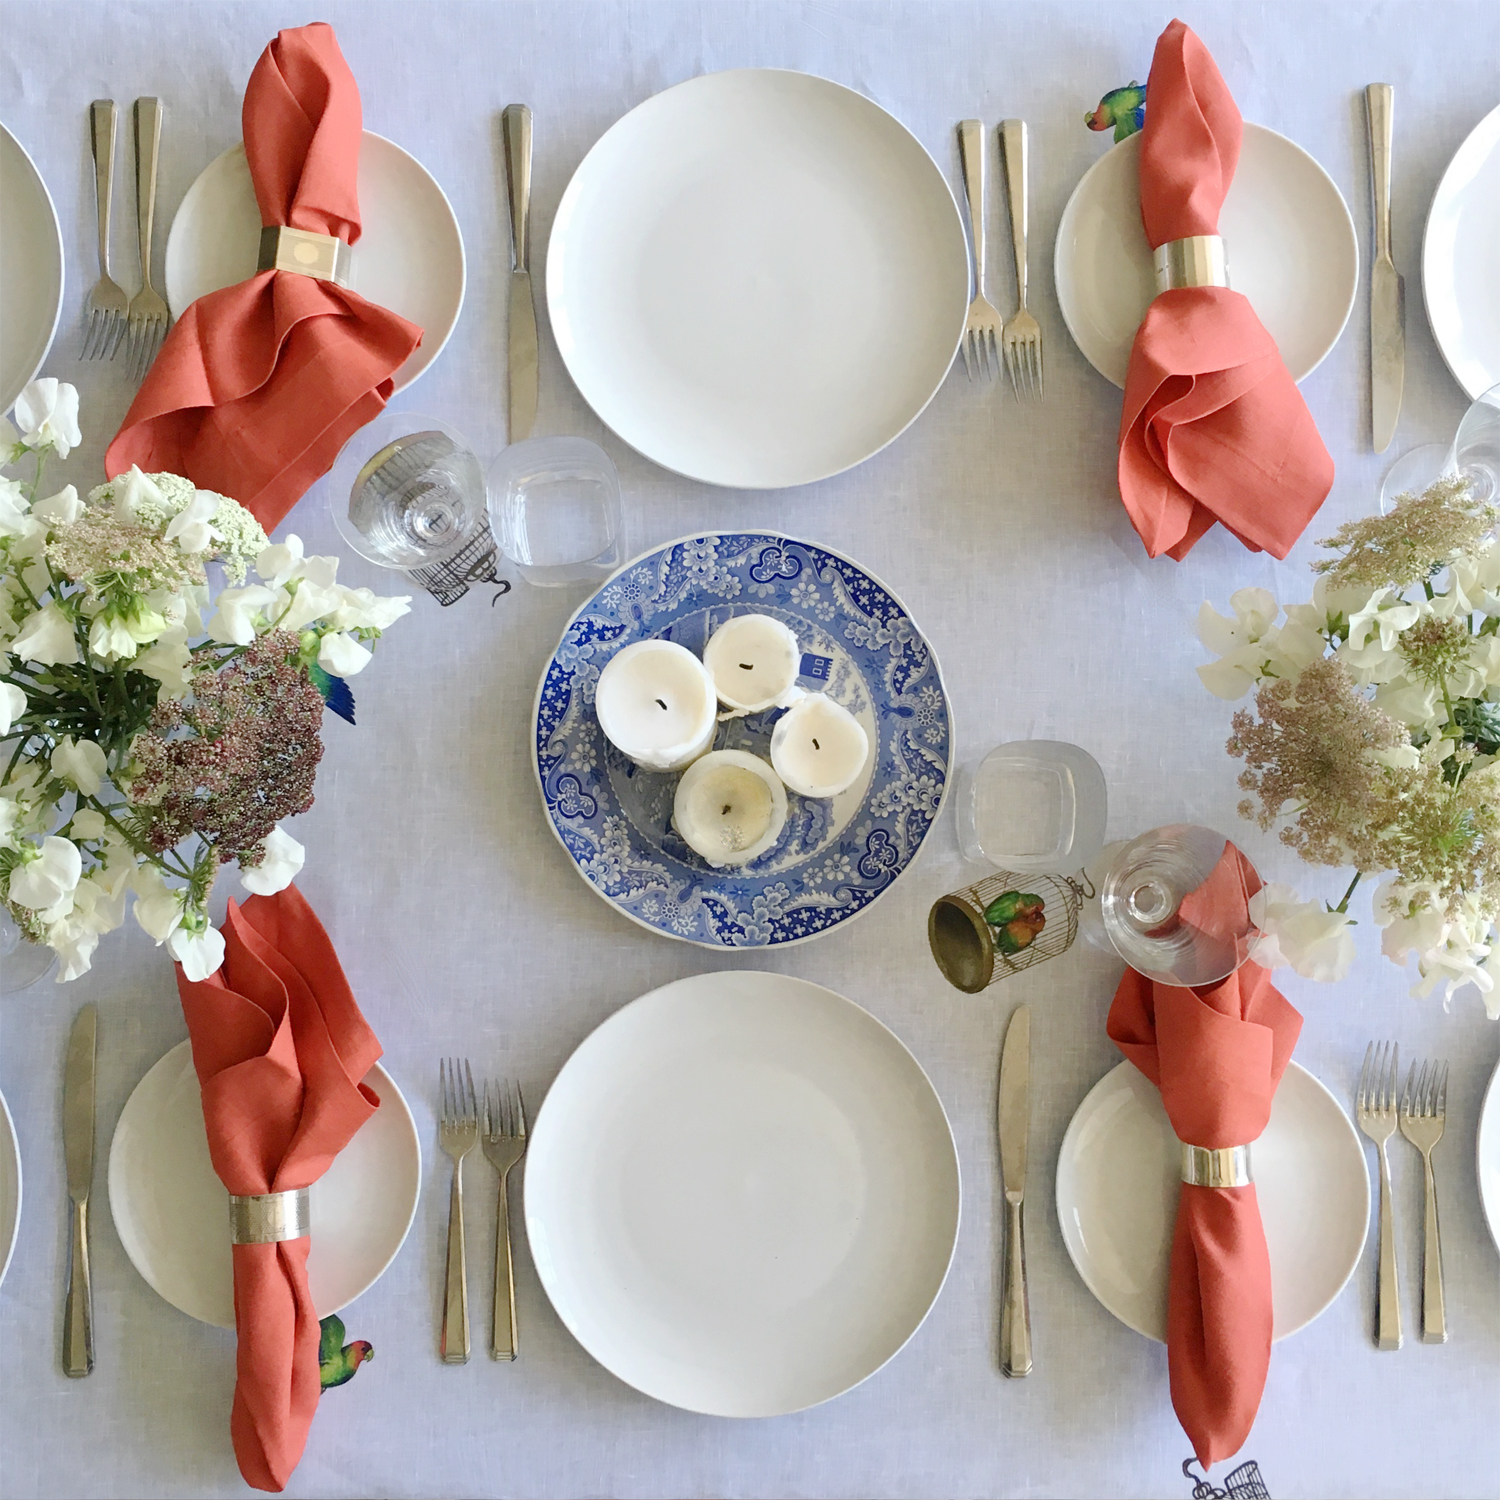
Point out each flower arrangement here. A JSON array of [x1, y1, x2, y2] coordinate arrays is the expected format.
[[1197, 478, 1500, 1016], [1, 381, 409, 982]]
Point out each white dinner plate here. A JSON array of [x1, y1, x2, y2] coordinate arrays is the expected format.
[[1479, 1052, 1500, 1256], [547, 68, 970, 489], [164, 131, 464, 394], [109, 1041, 420, 1328], [1423, 102, 1500, 401], [0, 121, 64, 415], [1055, 124, 1358, 389], [0, 1089, 20, 1289], [1057, 1060, 1368, 1342], [525, 971, 961, 1416]]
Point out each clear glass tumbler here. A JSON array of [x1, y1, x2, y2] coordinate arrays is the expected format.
[[957, 740, 1107, 874], [488, 436, 623, 587]]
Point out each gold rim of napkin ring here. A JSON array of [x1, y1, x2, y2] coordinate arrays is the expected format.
[[257, 225, 352, 288], [1153, 234, 1229, 293], [1179, 1141, 1252, 1188], [229, 1187, 311, 1244]]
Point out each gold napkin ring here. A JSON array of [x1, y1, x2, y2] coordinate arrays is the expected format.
[[1153, 235, 1229, 293], [229, 1187, 311, 1244], [257, 225, 352, 288], [1180, 1142, 1252, 1188]]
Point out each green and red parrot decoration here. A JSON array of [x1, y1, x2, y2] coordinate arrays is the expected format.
[[318, 1314, 374, 1390], [1085, 81, 1146, 141], [983, 890, 1047, 957]]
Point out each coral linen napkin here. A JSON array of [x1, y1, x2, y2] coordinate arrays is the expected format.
[[106, 23, 422, 536], [1117, 19, 1334, 561], [175, 885, 382, 1493], [1107, 955, 1302, 1469]]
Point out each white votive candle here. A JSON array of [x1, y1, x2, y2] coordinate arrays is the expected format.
[[673, 750, 788, 867], [595, 640, 718, 772], [770, 693, 870, 799], [702, 614, 803, 714]]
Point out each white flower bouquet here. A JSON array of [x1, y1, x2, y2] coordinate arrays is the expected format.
[[1, 381, 409, 981]]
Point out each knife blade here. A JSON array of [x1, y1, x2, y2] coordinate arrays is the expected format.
[[997, 1003, 1032, 1377], [502, 103, 538, 443], [1367, 83, 1404, 453], [62, 1003, 97, 1377]]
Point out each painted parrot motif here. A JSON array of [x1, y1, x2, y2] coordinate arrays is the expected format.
[[318, 1314, 374, 1390], [1085, 82, 1147, 142], [983, 891, 1047, 956]]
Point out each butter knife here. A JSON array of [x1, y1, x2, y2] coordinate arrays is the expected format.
[[998, 1003, 1032, 1377], [502, 103, 538, 442], [62, 1003, 97, 1377], [1366, 83, 1404, 453]]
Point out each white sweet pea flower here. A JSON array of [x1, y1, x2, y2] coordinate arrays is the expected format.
[[132, 626, 193, 696], [1196, 589, 1310, 700], [31, 484, 83, 527], [1347, 591, 1423, 653], [255, 534, 308, 587], [13, 378, 81, 457], [46, 871, 130, 981], [1247, 883, 1356, 982], [239, 826, 305, 896], [328, 585, 411, 632], [1374, 674, 1444, 732], [0, 682, 25, 735], [131, 866, 184, 943], [110, 465, 165, 524], [0, 414, 17, 453], [1475, 947, 1500, 1020], [275, 577, 344, 632], [50, 736, 107, 797], [0, 798, 18, 849], [0, 476, 35, 539], [1375, 879, 1451, 961], [207, 584, 278, 645], [68, 809, 107, 842], [7, 835, 83, 913], [1369, 743, 1421, 771], [168, 921, 225, 981], [11, 602, 79, 666], [163, 489, 223, 554], [317, 630, 372, 677], [1198, 588, 1279, 654], [88, 611, 143, 662]]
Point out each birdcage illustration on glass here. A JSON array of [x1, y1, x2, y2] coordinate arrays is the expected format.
[[1183, 1457, 1271, 1500], [927, 869, 1089, 992]]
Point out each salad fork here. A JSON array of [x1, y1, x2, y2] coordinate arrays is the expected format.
[[126, 98, 170, 381], [438, 1057, 479, 1364], [481, 1079, 528, 1361], [999, 119, 1043, 401], [1399, 1059, 1448, 1343], [956, 120, 1000, 381], [1356, 1040, 1402, 1350], [81, 101, 129, 361]]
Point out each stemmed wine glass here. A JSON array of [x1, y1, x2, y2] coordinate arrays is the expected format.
[[1379, 382, 1500, 512], [1, 908, 56, 995]]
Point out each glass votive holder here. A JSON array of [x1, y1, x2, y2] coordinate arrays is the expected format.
[[956, 740, 1107, 874], [488, 436, 622, 586]]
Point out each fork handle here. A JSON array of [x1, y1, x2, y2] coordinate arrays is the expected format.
[[90, 100, 117, 277], [441, 1159, 470, 1363], [133, 98, 162, 291], [1375, 1141, 1402, 1350], [491, 1169, 518, 1361], [1420, 1152, 1446, 1343], [1000, 119, 1028, 309], [957, 120, 986, 295]]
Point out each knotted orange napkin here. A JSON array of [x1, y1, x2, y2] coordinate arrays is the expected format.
[[106, 23, 422, 535], [1107, 950, 1301, 1468], [1117, 19, 1334, 560], [176, 885, 381, 1492]]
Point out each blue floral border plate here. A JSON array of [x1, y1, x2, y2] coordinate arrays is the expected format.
[[533, 533, 951, 948]]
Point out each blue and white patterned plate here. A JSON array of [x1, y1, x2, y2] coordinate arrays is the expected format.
[[533, 533, 951, 948]]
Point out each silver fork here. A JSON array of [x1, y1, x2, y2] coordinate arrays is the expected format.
[[999, 119, 1043, 401], [81, 101, 129, 361], [1399, 1059, 1448, 1344], [126, 98, 170, 381], [1356, 1040, 1402, 1350], [481, 1080, 528, 1361], [956, 120, 1000, 381], [438, 1057, 479, 1364]]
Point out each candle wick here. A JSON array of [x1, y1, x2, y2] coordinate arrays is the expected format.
[[738, 663, 753, 670], [655, 698, 668, 710], [722, 804, 732, 815], [812, 738, 820, 750]]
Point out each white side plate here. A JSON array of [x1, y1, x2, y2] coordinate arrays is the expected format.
[[1055, 124, 1358, 389], [1057, 1059, 1368, 1341], [0, 121, 64, 415], [164, 131, 465, 394], [1423, 102, 1500, 401], [547, 68, 970, 489], [0, 1089, 20, 1289], [108, 1041, 420, 1327], [525, 970, 961, 1416], [1479, 1052, 1500, 1256]]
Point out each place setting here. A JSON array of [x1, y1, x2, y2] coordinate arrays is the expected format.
[[2, 7, 1499, 1500]]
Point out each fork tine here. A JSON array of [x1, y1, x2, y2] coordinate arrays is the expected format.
[[439, 1056, 449, 1126], [513, 1081, 526, 1138], [1385, 1042, 1399, 1114], [1401, 1060, 1415, 1116], [1437, 1061, 1448, 1118], [464, 1058, 477, 1122], [1031, 338, 1043, 401], [80, 308, 99, 360], [989, 328, 1002, 382], [959, 332, 974, 382]]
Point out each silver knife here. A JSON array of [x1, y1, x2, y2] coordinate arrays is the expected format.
[[502, 103, 538, 443], [1366, 83, 1404, 453], [62, 1003, 97, 1377], [997, 1003, 1032, 1377]]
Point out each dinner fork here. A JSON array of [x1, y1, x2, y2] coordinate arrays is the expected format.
[[1356, 1040, 1402, 1350], [956, 119, 1001, 381], [481, 1079, 528, 1361], [999, 119, 1043, 401], [126, 98, 170, 381], [1399, 1059, 1448, 1344], [81, 101, 129, 361], [438, 1057, 479, 1364]]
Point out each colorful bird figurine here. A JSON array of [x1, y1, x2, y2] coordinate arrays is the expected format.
[[983, 891, 1048, 957], [318, 1314, 374, 1390], [1085, 81, 1147, 142]]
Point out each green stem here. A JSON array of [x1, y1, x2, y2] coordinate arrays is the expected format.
[[1333, 871, 1362, 914]]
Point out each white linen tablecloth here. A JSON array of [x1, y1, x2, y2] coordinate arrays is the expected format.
[[2, 2, 1498, 1496]]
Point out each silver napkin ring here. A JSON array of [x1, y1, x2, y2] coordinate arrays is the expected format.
[[1180, 1142, 1252, 1188], [229, 1187, 311, 1245], [1153, 235, 1229, 293], [257, 225, 352, 288]]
